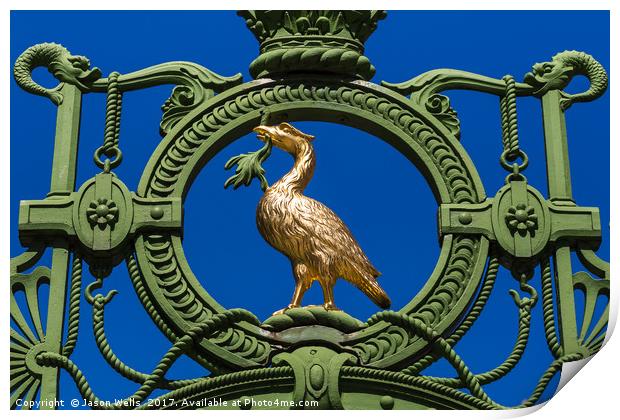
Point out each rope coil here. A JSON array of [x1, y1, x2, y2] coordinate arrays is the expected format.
[[36, 309, 259, 409], [91, 289, 205, 389], [405, 255, 500, 374], [61, 253, 83, 357], [541, 256, 563, 358], [94, 71, 123, 172], [499, 75, 528, 176]]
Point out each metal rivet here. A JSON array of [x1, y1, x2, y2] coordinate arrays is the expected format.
[[458, 212, 472, 225], [379, 395, 394, 410], [150, 206, 164, 220]]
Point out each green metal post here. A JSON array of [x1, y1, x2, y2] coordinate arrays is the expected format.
[[542, 90, 574, 207], [48, 84, 82, 198], [39, 83, 82, 406], [541, 89, 579, 355]]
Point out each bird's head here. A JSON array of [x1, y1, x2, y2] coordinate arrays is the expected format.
[[253, 122, 314, 154]]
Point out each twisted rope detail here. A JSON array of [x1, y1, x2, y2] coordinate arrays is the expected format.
[[125, 253, 224, 373], [340, 366, 499, 410], [424, 292, 534, 387], [138, 367, 295, 409], [405, 255, 499, 374], [406, 263, 537, 388], [249, 47, 374, 80], [37, 309, 259, 409], [62, 253, 82, 357], [41, 300, 582, 409], [91, 292, 204, 390], [146, 347, 585, 410], [366, 311, 495, 405], [343, 351, 583, 410], [126, 254, 177, 340], [103, 71, 122, 151], [514, 352, 584, 408], [500, 75, 521, 159], [369, 311, 585, 408], [541, 256, 563, 358], [95, 71, 123, 171]]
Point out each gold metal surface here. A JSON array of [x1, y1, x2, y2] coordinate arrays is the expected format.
[[253, 123, 391, 315]]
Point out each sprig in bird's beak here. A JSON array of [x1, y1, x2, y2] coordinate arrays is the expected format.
[[253, 125, 274, 143], [223, 127, 273, 192]]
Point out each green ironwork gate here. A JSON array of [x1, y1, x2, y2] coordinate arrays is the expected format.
[[10, 10, 609, 410]]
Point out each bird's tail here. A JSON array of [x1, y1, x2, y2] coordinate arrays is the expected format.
[[356, 274, 391, 309]]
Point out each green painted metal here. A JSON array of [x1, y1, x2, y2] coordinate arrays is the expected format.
[[10, 10, 609, 410], [239, 10, 386, 80]]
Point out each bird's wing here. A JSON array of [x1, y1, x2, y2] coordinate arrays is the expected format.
[[292, 195, 380, 279]]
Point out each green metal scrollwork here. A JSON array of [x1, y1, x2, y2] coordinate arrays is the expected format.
[[89, 62, 243, 136]]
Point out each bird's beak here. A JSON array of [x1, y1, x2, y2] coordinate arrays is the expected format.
[[253, 125, 274, 142]]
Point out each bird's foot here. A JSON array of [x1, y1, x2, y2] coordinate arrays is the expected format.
[[272, 304, 299, 316], [323, 303, 341, 311]]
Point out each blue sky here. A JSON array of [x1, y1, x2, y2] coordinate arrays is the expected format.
[[11, 10, 609, 408]]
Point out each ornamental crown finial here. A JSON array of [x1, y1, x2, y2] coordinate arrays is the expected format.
[[238, 10, 386, 80]]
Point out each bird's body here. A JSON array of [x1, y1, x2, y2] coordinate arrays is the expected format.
[[253, 123, 391, 314]]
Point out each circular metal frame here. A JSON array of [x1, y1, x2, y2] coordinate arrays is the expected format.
[[134, 76, 489, 370]]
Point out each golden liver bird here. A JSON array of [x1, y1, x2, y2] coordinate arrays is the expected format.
[[253, 123, 391, 315]]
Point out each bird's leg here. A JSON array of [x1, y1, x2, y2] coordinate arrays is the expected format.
[[272, 262, 311, 316], [319, 278, 340, 311], [290, 281, 305, 307]]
